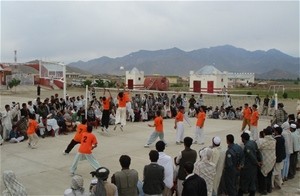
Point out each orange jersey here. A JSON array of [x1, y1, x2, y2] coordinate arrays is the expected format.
[[154, 116, 163, 132], [103, 97, 111, 110], [243, 107, 252, 120], [118, 95, 127, 107], [73, 124, 87, 142], [175, 111, 184, 122], [124, 91, 131, 102], [196, 111, 206, 127], [250, 110, 259, 126], [79, 132, 97, 154], [27, 119, 38, 135]]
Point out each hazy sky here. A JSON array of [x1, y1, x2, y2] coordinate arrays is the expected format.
[[1, 1, 299, 64]]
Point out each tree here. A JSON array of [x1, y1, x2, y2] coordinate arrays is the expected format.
[[8, 78, 21, 92], [82, 79, 92, 87], [106, 80, 116, 88], [95, 79, 105, 87]]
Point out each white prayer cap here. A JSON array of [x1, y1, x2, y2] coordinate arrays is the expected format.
[[213, 136, 221, 145], [290, 124, 297, 129], [244, 130, 251, 136], [281, 122, 290, 130], [273, 124, 279, 128]]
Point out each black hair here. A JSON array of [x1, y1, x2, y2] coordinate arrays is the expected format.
[[119, 155, 131, 168], [184, 137, 193, 148], [184, 161, 194, 174], [149, 150, 159, 162], [155, 141, 165, 152], [226, 134, 234, 144], [241, 132, 250, 141]]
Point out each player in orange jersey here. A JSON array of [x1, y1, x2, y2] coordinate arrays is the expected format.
[[250, 104, 259, 141], [63, 118, 87, 154], [70, 125, 101, 175], [194, 105, 206, 145], [241, 103, 252, 131], [144, 110, 167, 148]]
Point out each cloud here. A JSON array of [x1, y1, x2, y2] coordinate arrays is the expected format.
[[1, 1, 299, 63]]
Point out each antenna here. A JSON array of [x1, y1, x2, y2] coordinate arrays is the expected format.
[[14, 50, 17, 63]]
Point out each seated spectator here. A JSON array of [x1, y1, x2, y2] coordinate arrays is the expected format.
[[188, 106, 196, 118], [227, 108, 236, 120], [235, 107, 243, 120], [64, 175, 88, 196], [2, 170, 27, 196], [206, 106, 213, 118], [212, 107, 220, 119], [141, 106, 148, 122], [219, 107, 227, 119], [9, 125, 25, 143]]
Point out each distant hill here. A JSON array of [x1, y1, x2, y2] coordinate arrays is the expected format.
[[256, 69, 299, 80], [68, 45, 300, 79]]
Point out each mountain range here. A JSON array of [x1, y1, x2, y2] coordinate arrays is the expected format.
[[68, 45, 300, 79]]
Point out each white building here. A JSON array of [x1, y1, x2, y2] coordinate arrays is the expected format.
[[189, 65, 228, 93], [227, 72, 255, 87], [125, 67, 145, 89]]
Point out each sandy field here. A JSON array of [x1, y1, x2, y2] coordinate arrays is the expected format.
[[0, 86, 299, 195]]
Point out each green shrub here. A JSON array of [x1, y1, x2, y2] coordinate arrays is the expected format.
[[246, 91, 252, 95], [282, 92, 288, 99]]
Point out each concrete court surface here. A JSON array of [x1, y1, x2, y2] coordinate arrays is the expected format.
[[0, 90, 299, 195]]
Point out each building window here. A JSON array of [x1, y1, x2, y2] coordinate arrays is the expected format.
[[138, 77, 141, 80]]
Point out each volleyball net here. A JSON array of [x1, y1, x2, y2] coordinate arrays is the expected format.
[[89, 87, 259, 109]]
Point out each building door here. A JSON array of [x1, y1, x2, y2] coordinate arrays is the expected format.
[[127, 79, 134, 89], [193, 81, 201, 92], [207, 81, 214, 93]]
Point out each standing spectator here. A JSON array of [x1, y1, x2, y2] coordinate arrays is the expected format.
[[70, 125, 101, 175], [238, 132, 262, 196], [37, 85, 41, 96], [241, 103, 252, 131], [26, 114, 39, 149], [281, 122, 293, 181], [255, 95, 261, 107], [194, 105, 206, 145], [269, 97, 275, 116], [1, 104, 19, 140], [193, 147, 216, 196], [261, 95, 270, 116], [182, 162, 207, 196], [156, 141, 174, 196], [144, 110, 166, 148], [63, 119, 87, 155], [250, 104, 259, 141], [111, 155, 139, 196], [210, 136, 225, 196], [143, 150, 165, 196], [288, 123, 300, 179], [175, 137, 197, 196], [188, 95, 196, 109], [222, 134, 244, 196], [257, 127, 276, 195], [272, 126, 286, 190], [90, 167, 118, 196], [101, 89, 112, 132], [271, 103, 288, 126], [197, 94, 205, 108]]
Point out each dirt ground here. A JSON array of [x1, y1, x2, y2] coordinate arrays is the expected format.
[[0, 85, 299, 195]]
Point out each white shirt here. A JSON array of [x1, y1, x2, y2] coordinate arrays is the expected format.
[[158, 152, 174, 189]]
